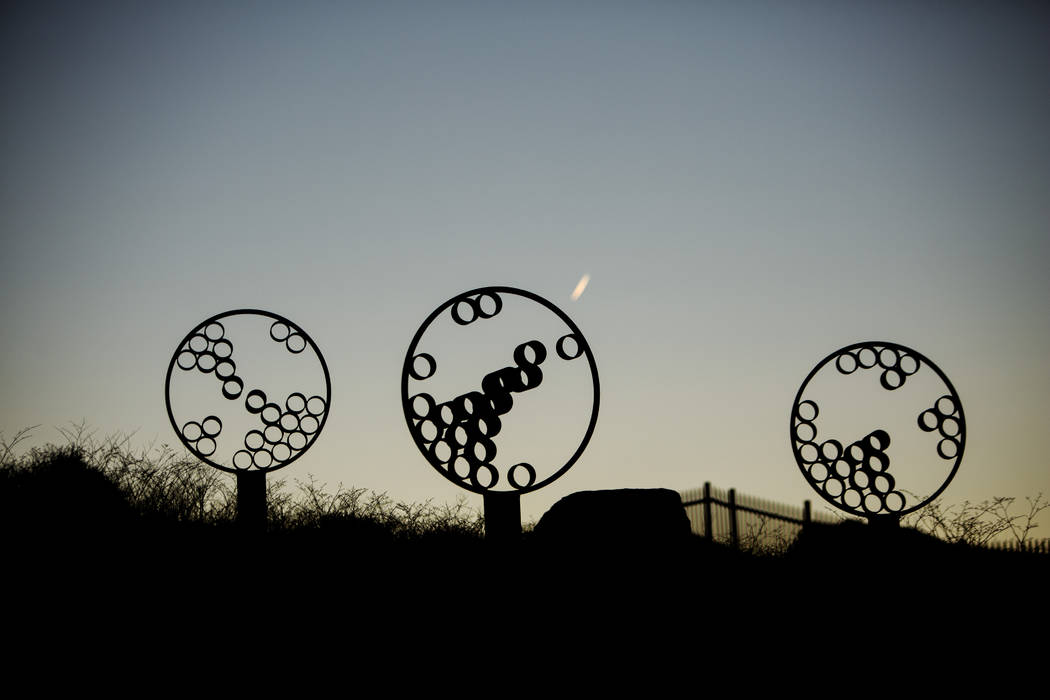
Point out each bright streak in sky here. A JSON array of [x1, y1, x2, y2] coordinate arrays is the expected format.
[[571, 274, 591, 301]]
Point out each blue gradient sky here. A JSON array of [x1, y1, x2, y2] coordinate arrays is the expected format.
[[3, 2, 1048, 529]]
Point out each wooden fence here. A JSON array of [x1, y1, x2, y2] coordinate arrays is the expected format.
[[982, 539, 1050, 555], [679, 482, 1049, 555], [679, 482, 842, 551]]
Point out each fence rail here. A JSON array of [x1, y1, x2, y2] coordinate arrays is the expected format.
[[679, 482, 842, 551], [679, 482, 1049, 555], [982, 539, 1050, 555]]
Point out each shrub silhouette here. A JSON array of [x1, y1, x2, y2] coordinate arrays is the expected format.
[[2, 425, 1044, 615], [1, 427, 485, 549], [0, 445, 133, 540]]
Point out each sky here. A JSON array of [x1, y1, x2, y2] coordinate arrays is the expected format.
[[2, 1, 1048, 535]]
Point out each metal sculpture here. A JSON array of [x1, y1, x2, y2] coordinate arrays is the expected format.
[[402, 287, 599, 538], [165, 309, 331, 526], [790, 341, 965, 521]]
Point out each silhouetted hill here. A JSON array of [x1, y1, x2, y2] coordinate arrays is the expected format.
[[3, 443, 1046, 644]]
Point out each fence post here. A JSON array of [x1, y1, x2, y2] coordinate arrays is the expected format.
[[728, 488, 738, 550], [803, 500, 811, 527], [702, 482, 713, 542]]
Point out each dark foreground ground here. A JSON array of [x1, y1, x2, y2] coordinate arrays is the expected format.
[[4, 447, 1047, 664], [8, 498, 1046, 613]]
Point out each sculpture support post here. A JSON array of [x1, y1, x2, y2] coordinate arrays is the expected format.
[[402, 288, 600, 550], [165, 309, 332, 536], [869, 512, 901, 529], [484, 491, 521, 543], [237, 470, 267, 532]]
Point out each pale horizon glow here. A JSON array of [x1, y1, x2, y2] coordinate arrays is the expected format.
[[571, 274, 591, 301]]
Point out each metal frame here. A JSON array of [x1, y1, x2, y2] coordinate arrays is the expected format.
[[164, 309, 332, 474], [790, 341, 965, 519], [401, 286, 600, 496]]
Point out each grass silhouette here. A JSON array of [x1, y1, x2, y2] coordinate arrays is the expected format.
[[1, 425, 486, 543], [2, 423, 1046, 636]]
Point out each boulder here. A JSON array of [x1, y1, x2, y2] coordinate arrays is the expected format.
[[533, 488, 692, 545]]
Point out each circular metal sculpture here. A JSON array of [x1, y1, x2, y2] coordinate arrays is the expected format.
[[402, 287, 599, 496], [165, 309, 331, 473], [790, 341, 965, 519]]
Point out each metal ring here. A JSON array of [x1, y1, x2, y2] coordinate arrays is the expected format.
[[164, 309, 331, 474], [245, 390, 267, 414], [260, 403, 282, 426], [196, 351, 218, 373], [823, 477, 845, 498], [476, 292, 503, 319], [263, 425, 283, 444], [222, 376, 244, 400], [196, 437, 216, 457], [269, 321, 290, 341], [409, 353, 436, 381], [279, 411, 299, 432], [286, 392, 307, 413], [401, 287, 599, 495], [877, 347, 899, 370], [790, 340, 965, 519], [449, 455, 473, 480], [937, 437, 960, 460], [450, 297, 480, 325], [833, 459, 853, 479], [204, 322, 225, 342], [232, 450, 253, 470], [820, 439, 842, 462], [176, 351, 197, 370], [917, 408, 941, 432], [286, 333, 306, 354], [798, 442, 820, 464], [884, 491, 906, 512], [856, 347, 878, 369], [513, 340, 547, 367], [201, 416, 222, 438], [794, 420, 817, 443], [188, 333, 209, 353], [427, 438, 455, 466], [306, 395, 327, 416], [508, 463, 536, 489], [215, 359, 236, 381], [244, 431, 265, 451], [939, 417, 961, 438], [808, 462, 829, 482], [871, 472, 895, 495], [866, 430, 890, 452], [556, 333, 583, 361], [416, 418, 439, 443], [880, 368, 904, 391], [287, 431, 308, 451], [469, 462, 499, 490], [862, 493, 885, 515], [410, 393, 436, 421], [835, 352, 858, 374], [212, 339, 233, 359], [899, 353, 920, 376], [182, 421, 203, 442], [796, 400, 819, 422], [842, 488, 863, 509]]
